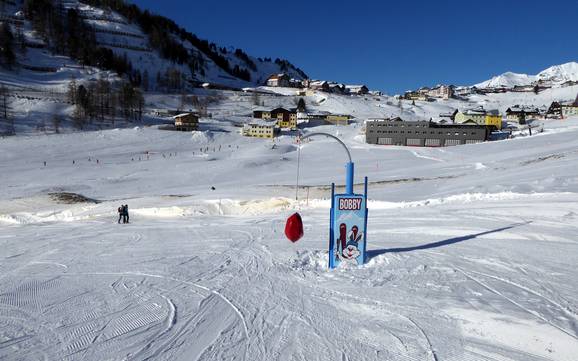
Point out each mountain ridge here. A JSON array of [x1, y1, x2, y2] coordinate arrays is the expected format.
[[0, 0, 308, 90], [474, 62, 578, 88]]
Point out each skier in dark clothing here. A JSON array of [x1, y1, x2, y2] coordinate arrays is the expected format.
[[117, 206, 123, 224], [123, 204, 129, 223]]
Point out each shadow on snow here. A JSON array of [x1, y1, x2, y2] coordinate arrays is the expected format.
[[367, 221, 532, 260]]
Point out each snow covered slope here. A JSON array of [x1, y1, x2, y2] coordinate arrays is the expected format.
[[537, 62, 578, 84], [475, 62, 578, 88], [1, 113, 578, 360], [475, 71, 537, 88], [0, 0, 306, 91]]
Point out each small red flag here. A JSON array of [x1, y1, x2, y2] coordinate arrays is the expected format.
[[285, 213, 304, 243]]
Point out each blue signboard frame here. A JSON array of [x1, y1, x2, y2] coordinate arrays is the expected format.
[[329, 177, 368, 268]]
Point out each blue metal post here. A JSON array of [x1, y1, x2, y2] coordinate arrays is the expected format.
[[329, 183, 336, 269], [362, 176, 369, 264], [345, 162, 354, 195]]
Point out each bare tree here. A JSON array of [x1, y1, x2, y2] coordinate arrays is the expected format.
[[190, 95, 199, 108], [67, 76, 77, 104], [0, 84, 8, 120], [179, 92, 188, 111], [0, 84, 14, 135], [51, 114, 62, 133], [252, 91, 261, 106], [142, 69, 149, 92]]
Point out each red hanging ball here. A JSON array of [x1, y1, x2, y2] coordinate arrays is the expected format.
[[285, 212, 304, 243]]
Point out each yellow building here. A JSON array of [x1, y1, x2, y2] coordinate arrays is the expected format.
[[456, 107, 502, 130], [485, 112, 502, 130], [326, 114, 351, 126], [562, 105, 578, 117], [242, 122, 278, 139], [254, 107, 297, 130], [455, 109, 485, 124], [253, 110, 271, 119], [276, 112, 297, 129]]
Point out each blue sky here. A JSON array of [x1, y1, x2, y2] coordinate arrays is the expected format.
[[132, 0, 578, 94]]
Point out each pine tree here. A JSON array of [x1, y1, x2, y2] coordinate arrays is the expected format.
[[0, 22, 16, 69], [0, 84, 14, 135], [51, 114, 62, 133], [142, 69, 149, 92], [156, 71, 162, 91], [297, 98, 306, 112], [179, 92, 188, 111], [135, 88, 144, 120], [0, 84, 9, 120], [67, 76, 77, 104], [15, 26, 27, 55], [73, 84, 89, 128], [519, 110, 526, 125]]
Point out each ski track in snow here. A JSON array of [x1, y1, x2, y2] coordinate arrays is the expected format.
[[2, 116, 578, 359], [455, 268, 578, 341]]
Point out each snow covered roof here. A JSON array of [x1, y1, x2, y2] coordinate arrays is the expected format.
[[507, 106, 539, 113], [267, 73, 289, 80], [367, 117, 403, 122], [245, 120, 277, 127], [173, 113, 198, 119], [462, 106, 486, 115]]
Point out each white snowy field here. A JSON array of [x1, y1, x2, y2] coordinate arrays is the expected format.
[[1, 117, 578, 360]]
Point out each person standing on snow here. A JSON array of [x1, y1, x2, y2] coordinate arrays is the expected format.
[[117, 206, 123, 224], [123, 204, 130, 224]]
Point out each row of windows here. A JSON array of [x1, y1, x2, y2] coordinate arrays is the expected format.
[[369, 130, 479, 136], [377, 137, 483, 146], [368, 123, 429, 128]]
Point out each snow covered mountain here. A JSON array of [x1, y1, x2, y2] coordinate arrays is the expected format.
[[536, 62, 578, 84], [0, 0, 307, 90], [475, 62, 578, 88], [475, 72, 537, 88]]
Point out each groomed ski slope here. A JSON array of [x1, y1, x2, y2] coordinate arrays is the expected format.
[[1, 118, 578, 360]]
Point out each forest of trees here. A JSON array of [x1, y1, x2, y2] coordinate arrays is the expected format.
[[275, 58, 308, 80], [6, 0, 307, 87], [234, 49, 256, 71], [81, 0, 253, 82], [67, 77, 144, 129], [21, 0, 136, 81]]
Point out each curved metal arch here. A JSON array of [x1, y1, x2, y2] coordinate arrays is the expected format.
[[299, 132, 352, 163]]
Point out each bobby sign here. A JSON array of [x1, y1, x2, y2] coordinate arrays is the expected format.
[[329, 186, 368, 268]]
